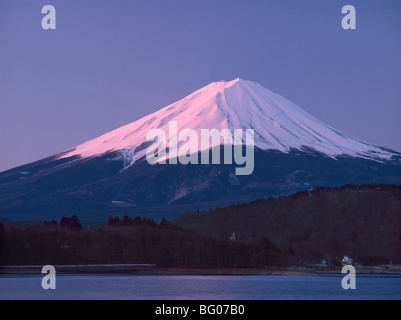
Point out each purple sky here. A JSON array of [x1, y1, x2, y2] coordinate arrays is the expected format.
[[1, 0, 400, 172]]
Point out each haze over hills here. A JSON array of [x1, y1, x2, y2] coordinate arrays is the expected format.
[[1, 79, 400, 223]]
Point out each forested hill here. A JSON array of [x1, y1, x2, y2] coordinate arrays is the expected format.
[[174, 184, 401, 265], [0, 184, 400, 268]]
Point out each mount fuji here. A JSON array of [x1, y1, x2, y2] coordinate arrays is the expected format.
[[1, 78, 400, 222]]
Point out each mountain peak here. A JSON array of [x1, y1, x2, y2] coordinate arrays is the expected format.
[[215, 77, 241, 83], [59, 79, 398, 162], [193, 77, 245, 96]]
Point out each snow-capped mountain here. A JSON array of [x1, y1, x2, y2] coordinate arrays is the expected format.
[[60, 78, 396, 163], [1, 78, 400, 223]]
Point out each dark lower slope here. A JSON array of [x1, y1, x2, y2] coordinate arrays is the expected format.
[[175, 185, 401, 265], [0, 147, 401, 223]]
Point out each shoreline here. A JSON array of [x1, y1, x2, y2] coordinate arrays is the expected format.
[[1, 265, 401, 276]]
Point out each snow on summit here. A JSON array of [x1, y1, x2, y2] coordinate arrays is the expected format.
[[60, 78, 397, 162]]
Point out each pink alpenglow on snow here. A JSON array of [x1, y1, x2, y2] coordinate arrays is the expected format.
[[59, 78, 397, 172], [145, 121, 255, 175]]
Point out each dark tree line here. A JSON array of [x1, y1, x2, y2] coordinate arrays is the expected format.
[[60, 215, 82, 232], [290, 183, 401, 199], [0, 215, 283, 268]]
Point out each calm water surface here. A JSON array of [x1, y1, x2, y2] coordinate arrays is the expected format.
[[0, 274, 400, 300]]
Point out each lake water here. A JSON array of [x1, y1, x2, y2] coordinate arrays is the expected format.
[[0, 274, 400, 300]]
